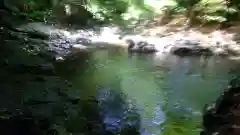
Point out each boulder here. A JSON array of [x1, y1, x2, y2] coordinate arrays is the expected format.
[[126, 40, 158, 53], [170, 45, 213, 56], [124, 37, 213, 56], [201, 77, 240, 135]]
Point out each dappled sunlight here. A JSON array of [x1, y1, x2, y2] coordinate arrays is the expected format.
[[16, 18, 240, 60], [122, 6, 143, 21], [145, 0, 177, 12], [64, 4, 72, 15]]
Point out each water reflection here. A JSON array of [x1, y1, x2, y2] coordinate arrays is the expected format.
[[55, 47, 240, 135]]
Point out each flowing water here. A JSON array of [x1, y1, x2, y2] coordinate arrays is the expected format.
[[54, 46, 240, 135]]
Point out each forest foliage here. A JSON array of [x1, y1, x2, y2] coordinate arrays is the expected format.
[[2, 0, 240, 26]]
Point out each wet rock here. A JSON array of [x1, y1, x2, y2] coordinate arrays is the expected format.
[[201, 77, 240, 135], [126, 40, 158, 53], [125, 38, 214, 56], [170, 46, 213, 56]]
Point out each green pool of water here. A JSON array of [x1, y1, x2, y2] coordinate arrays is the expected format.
[[55, 47, 240, 135]]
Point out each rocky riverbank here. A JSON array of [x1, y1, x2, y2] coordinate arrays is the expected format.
[[0, 21, 143, 135], [120, 25, 240, 57], [0, 22, 106, 135], [15, 22, 240, 59]]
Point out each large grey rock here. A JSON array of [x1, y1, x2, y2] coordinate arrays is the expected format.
[[169, 39, 213, 56], [126, 39, 158, 53]]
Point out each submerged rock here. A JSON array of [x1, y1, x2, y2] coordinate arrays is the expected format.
[[96, 88, 141, 134]]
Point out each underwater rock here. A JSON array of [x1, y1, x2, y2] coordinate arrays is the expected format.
[[96, 88, 141, 134]]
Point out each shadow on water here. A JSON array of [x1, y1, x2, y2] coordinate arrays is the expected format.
[[53, 47, 240, 135]]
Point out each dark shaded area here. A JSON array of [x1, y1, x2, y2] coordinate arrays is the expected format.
[[171, 46, 213, 56], [0, 20, 142, 134], [0, 113, 56, 135], [201, 77, 240, 135], [0, 11, 99, 135]]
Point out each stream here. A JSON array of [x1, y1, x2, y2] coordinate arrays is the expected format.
[[55, 46, 240, 135]]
